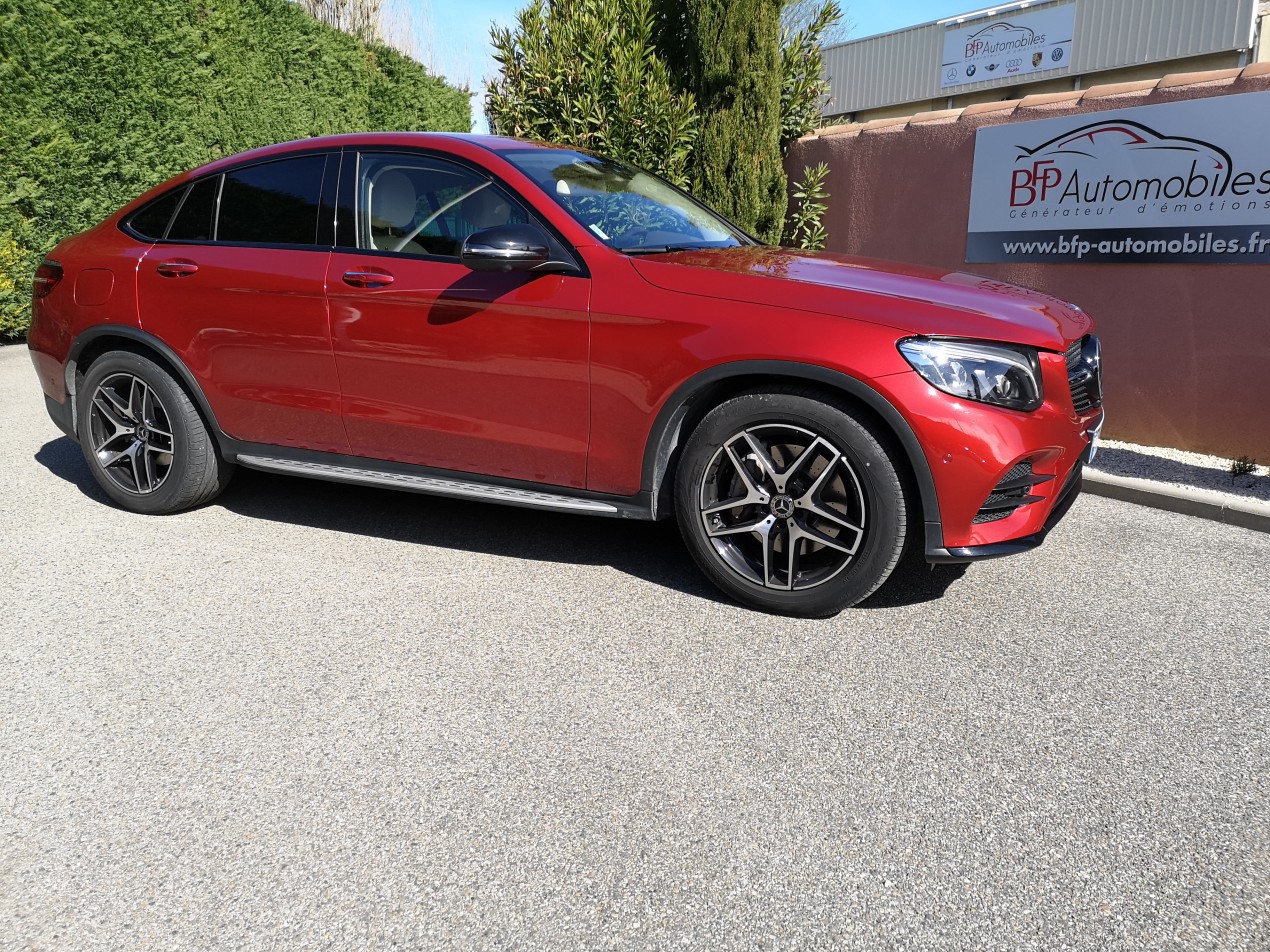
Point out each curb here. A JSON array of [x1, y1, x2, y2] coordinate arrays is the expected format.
[[1083, 471, 1270, 534]]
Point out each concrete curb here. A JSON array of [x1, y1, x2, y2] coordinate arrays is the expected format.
[[1083, 471, 1270, 534]]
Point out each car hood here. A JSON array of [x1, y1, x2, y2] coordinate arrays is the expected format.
[[628, 246, 1093, 350]]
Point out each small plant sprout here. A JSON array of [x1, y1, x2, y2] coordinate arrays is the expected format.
[[1230, 455, 1259, 483]]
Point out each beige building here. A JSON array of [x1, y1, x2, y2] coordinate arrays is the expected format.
[[823, 0, 1270, 124]]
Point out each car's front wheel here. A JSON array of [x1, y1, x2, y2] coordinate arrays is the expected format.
[[77, 351, 233, 514], [675, 389, 908, 617]]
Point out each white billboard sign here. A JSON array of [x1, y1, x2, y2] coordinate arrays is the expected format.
[[940, 4, 1076, 90], [966, 91, 1270, 264]]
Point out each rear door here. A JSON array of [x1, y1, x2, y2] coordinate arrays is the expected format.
[[137, 152, 347, 452]]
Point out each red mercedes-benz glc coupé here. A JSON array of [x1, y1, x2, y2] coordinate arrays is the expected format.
[[28, 133, 1103, 616]]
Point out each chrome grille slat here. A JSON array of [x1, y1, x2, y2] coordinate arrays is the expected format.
[[1066, 334, 1102, 414]]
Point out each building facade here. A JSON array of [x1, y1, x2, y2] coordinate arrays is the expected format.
[[823, 0, 1269, 124]]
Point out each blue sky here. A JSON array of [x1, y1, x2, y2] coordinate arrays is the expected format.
[[420, 1, 977, 130]]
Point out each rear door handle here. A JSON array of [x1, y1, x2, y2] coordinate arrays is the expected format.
[[342, 270, 395, 289], [156, 260, 198, 278]]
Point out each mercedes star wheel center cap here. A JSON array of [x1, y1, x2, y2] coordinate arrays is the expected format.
[[771, 494, 795, 519]]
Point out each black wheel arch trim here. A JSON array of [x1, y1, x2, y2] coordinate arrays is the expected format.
[[640, 360, 943, 543], [66, 325, 226, 450]]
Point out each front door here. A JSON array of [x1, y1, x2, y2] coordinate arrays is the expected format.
[[327, 151, 591, 488]]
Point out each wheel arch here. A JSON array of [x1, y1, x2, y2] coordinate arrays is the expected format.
[[67, 326, 226, 453], [642, 360, 942, 541]]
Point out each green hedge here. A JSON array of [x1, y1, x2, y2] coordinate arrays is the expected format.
[[0, 0, 470, 339]]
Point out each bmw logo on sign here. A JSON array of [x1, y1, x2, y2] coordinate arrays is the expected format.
[[966, 64, 976, 77]]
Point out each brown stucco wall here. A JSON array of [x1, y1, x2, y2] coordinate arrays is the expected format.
[[788, 64, 1270, 460]]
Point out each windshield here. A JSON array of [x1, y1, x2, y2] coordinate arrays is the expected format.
[[499, 149, 752, 253]]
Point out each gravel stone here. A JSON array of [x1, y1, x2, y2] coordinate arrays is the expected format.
[[1090, 439, 1270, 506]]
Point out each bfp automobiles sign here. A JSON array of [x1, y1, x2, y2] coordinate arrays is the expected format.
[[966, 91, 1270, 264], [940, 4, 1075, 90]]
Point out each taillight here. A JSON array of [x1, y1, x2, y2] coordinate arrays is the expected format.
[[32, 259, 63, 299]]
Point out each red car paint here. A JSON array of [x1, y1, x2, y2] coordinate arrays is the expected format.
[[27, 132, 1102, 556]]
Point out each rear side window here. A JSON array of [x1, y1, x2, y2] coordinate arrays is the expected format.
[[128, 188, 185, 240], [218, 155, 326, 246], [167, 176, 219, 242]]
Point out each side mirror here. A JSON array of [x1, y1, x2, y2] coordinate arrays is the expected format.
[[460, 223, 579, 274]]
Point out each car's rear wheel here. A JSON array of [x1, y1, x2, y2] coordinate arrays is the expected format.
[[77, 351, 232, 514], [675, 388, 907, 617]]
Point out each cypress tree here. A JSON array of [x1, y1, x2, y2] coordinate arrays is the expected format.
[[656, 0, 787, 243]]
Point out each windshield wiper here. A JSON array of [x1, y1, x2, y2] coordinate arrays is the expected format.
[[616, 244, 710, 255]]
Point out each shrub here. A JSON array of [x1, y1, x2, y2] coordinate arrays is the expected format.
[[485, 0, 698, 187], [784, 162, 830, 250]]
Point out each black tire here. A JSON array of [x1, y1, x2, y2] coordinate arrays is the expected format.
[[674, 388, 907, 617], [76, 350, 233, 514]]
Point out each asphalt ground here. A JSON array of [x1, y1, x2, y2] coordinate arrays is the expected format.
[[2, 343, 1268, 951]]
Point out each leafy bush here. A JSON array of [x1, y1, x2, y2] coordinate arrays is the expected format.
[[486, 0, 698, 187], [784, 162, 830, 250], [780, 1, 842, 151], [0, 0, 469, 340]]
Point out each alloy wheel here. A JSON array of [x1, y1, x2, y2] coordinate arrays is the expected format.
[[697, 423, 867, 591], [87, 372, 176, 495]]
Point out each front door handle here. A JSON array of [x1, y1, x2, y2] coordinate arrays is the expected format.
[[156, 260, 198, 278], [343, 270, 395, 289]]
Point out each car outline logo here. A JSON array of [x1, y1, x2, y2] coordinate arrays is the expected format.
[[1013, 119, 1233, 195]]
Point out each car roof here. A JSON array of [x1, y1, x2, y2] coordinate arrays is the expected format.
[[189, 132, 568, 175]]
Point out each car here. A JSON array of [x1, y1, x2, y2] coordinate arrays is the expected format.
[[27, 133, 1103, 617]]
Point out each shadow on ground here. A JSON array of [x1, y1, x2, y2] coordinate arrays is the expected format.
[[36, 436, 972, 612]]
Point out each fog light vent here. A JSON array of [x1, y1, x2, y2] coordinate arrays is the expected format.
[[972, 461, 1055, 524]]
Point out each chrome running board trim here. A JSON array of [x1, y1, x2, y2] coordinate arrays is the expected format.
[[236, 454, 620, 514]]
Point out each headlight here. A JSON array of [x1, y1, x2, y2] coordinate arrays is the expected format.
[[897, 338, 1043, 412]]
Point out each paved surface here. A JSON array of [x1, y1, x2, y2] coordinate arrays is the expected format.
[[2, 343, 1268, 951]]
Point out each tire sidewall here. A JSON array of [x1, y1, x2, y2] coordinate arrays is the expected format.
[[675, 390, 906, 617]]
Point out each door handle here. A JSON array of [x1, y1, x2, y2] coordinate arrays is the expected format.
[[156, 260, 198, 278], [343, 270, 395, 289]]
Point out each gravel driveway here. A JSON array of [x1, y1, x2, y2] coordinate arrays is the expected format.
[[2, 343, 1267, 950]]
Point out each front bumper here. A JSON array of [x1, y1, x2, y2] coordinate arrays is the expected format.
[[870, 351, 1103, 563], [925, 459, 1084, 563]]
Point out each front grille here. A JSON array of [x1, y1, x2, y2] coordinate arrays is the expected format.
[[1066, 335, 1103, 414], [972, 460, 1055, 524]]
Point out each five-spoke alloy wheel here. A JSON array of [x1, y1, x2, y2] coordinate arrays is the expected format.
[[676, 389, 907, 616], [76, 351, 233, 514]]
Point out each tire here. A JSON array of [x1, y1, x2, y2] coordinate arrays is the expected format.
[[674, 388, 907, 617], [76, 350, 233, 514]]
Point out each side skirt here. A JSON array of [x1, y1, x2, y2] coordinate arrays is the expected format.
[[233, 450, 656, 520]]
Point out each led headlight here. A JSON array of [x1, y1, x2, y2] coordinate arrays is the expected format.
[[897, 338, 1043, 412]]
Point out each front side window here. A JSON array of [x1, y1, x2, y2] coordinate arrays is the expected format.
[[499, 148, 751, 253], [218, 155, 327, 246], [357, 152, 530, 259]]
